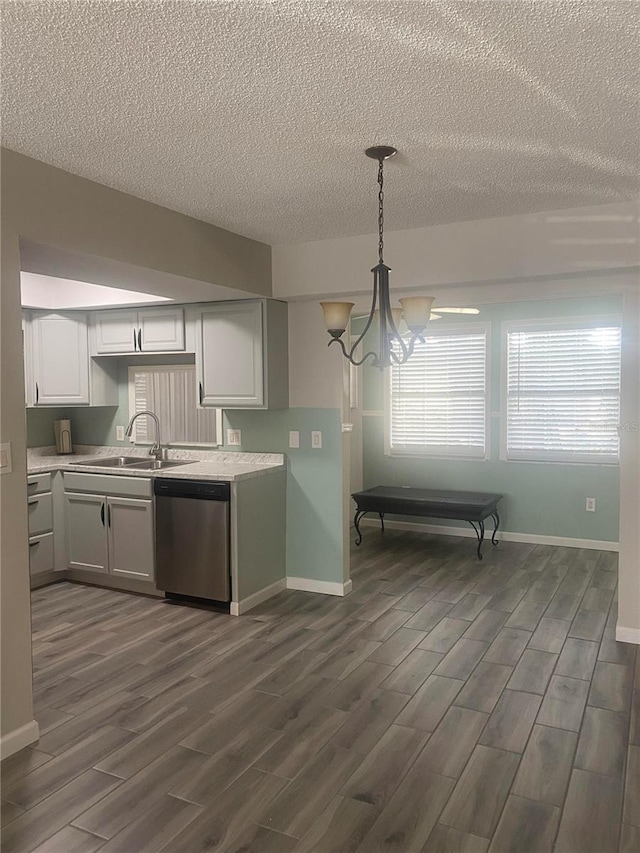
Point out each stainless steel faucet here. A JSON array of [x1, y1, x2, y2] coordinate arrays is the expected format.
[[125, 410, 167, 460]]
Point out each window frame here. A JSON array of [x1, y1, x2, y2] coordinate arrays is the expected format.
[[384, 321, 491, 461], [500, 315, 622, 466], [127, 363, 223, 448]]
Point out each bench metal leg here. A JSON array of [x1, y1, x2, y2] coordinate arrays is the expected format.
[[354, 510, 367, 546], [468, 520, 486, 560], [491, 511, 500, 546], [379, 512, 385, 534]]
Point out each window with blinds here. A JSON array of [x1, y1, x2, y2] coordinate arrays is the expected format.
[[128, 365, 221, 446], [504, 324, 621, 463], [388, 329, 488, 458]]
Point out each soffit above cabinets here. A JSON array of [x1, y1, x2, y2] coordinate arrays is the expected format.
[[3, 1, 638, 244], [20, 272, 173, 311]]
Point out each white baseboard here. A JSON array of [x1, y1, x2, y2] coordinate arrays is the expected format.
[[287, 577, 353, 597], [0, 720, 40, 761], [230, 576, 354, 614], [360, 518, 619, 552], [230, 578, 287, 616], [616, 626, 640, 645]]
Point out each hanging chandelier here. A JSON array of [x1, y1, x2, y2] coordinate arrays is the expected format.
[[320, 146, 435, 370]]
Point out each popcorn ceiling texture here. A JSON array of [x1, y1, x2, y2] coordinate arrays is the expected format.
[[2, 0, 638, 244]]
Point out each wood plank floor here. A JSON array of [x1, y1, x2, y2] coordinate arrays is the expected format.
[[2, 531, 638, 852]]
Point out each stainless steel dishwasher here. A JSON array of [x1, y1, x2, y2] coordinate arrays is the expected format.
[[154, 479, 231, 604]]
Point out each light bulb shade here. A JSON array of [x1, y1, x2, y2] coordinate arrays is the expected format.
[[399, 297, 435, 332], [320, 302, 354, 336]]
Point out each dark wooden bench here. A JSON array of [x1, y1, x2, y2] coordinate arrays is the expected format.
[[351, 486, 503, 560]]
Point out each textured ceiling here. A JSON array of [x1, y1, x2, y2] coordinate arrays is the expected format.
[[2, 1, 639, 244]]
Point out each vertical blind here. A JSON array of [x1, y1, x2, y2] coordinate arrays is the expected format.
[[506, 325, 621, 462], [389, 331, 488, 457], [130, 365, 219, 445]]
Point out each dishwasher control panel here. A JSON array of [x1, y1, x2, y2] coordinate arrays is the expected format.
[[154, 479, 230, 501]]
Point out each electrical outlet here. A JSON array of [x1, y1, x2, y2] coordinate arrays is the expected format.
[[116, 426, 125, 441], [227, 429, 242, 446], [311, 430, 323, 449], [586, 497, 596, 512], [289, 430, 300, 449]]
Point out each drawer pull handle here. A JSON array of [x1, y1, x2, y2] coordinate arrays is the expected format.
[[35, 383, 39, 404], [133, 328, 137, 351], [28, 497, 39, 506], [29, 541, 39, 548], [199, 382, 203, 406], [100, 502, 105, 526], [138, 329, 142, 351], [107, 505, 112, 527]]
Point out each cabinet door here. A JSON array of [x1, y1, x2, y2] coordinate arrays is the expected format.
[[198, 301, 264, 407], [32, 313, 90, 405], [107, 497, 154, 581], [138, 308, 185, 352], [65, 492, 108, 573], [93, 310, 138, 354]]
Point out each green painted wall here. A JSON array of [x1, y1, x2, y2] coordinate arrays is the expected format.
[[360, 295, 623, 543], [225, 408, 344, 585]]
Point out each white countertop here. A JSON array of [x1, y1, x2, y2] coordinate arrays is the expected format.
[[27, 445, 285, 483]]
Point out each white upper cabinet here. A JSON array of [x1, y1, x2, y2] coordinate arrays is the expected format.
[[193, 299, 288, 409], [92, 310, 138, 354], [91, 307, 185, 354], [24, 311, 118, 407], [138, 308, 185, 352], [31, 312, 90, 405], [199, 301, 264, 408]]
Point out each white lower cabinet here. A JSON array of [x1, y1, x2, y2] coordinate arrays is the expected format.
[[65, 490, 154, 582], [66, 493, 109, 574], [108, 497, 154, 581]]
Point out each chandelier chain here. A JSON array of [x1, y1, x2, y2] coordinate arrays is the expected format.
[[378, 158, 384, 264]]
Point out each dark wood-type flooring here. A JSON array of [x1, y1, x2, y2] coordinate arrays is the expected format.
[[1, 531, 638, 852]]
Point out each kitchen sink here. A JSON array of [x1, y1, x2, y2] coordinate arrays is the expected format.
[[73, 456, 188, 471], [126, 460, 188, 470], [74, 456, 144, 467]]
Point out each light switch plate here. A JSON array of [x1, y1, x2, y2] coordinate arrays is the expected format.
[[311, 430, 323, 449], [0, 442, 12, 474], [289, 430, 300, 449], [586, 497, 596, 512], [227, 429, 242, 446], [116, 426, 125, 441]]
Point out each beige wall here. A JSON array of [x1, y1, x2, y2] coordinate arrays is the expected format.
[[288, 301, 345, 409], [618, 286, 640, 640], [0, 225, 34, 744], [3, 148, 272, 297], [0, 147, 274, 751], [273, 201, 638, 300]]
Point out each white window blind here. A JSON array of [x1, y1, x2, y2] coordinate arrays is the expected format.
[[389, 330, 488, 458], [505, 325, 621, 463], [129, 365, 220, 446]]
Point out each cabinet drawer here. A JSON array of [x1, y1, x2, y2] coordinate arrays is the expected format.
[[27, 473, 52, 494], [29, 532, 55, 575], [63, 472, 153, 498], [28, 492, 53, 536]]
